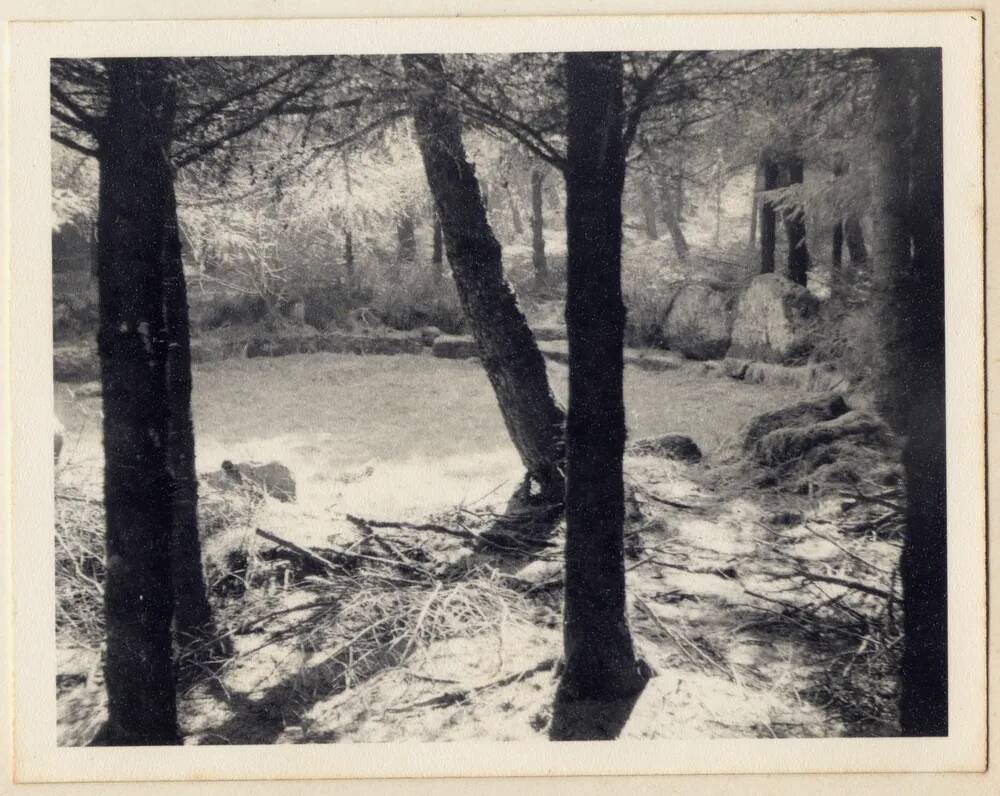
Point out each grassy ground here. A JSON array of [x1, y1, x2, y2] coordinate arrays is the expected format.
[[54, 349, 900, 746]]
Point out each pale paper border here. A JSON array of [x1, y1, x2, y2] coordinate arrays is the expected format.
[[2, 3, 989, 791]]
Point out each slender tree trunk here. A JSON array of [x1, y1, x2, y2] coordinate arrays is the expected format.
[[748, 164, 760, 246], [639, 175, 659, 240], [505, 183, 524, 236], [342, 152, 355, 282], [396, 211, 416, 263], [558, 51, 645, 713], [844, 214, 868, 264], [900, 48, 948, 738], [431, 213, 444, 282], [782, 155, 811, 286], [658, 174, 690, 263], [761, 154, 779, 274], [832, 219, 845, 272], [91, 58, 180, 746], [162, 168, 215, 648], [403, 54, 566, 500], [530, 168, 549, 289]]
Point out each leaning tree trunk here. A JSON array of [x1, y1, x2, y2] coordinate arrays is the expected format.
[[91, 58, 180, 746], [782, 155, 811, 286], [760, 154, 780, 274], [557, 51, 645, 714], [403, 54, 566, 500], [530, 168, 549, 289], [162, 170, 216, 649], [901, 48, 948, 738]]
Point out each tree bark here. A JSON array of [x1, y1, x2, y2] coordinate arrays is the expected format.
[[900, 47, 948, 738], [761, 154, 780, 274], [558, 51, 644, 709], [91, 58, 180, 746], [162, 166, 215, 648], [782, 155, 811, 286], [431, 213, 444, 281], [403, 54, 566, 500], [530, 168, 549, 289]]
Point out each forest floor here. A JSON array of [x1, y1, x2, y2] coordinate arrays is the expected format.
[[53, 347, 902, 745]]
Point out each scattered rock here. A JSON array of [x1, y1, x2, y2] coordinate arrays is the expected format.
[[431, 335, 480, 359], [244, 331, 422, 358], [740, 360, 849, 393], [741, 393, 849, 455], [53, 345, 100, 382], [513, 559, 562, 586], [722, 357, 750, 380], [753, 410, 890, 467], [417, 326, 443, 346], [727, 274, 820, 364], [628, 434, 702, 464], [662, 281, 736, 360]]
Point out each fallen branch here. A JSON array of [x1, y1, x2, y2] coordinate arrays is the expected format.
[[346, 514, 477, 542], [255, 528, 340, 574]]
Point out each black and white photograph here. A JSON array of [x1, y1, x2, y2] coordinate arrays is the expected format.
[[4, 7, 988, 786]]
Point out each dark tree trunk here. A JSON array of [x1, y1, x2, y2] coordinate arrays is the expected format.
[[844, 214, 868, 264], [403, 54, 566, 500], [761, 155, 780, 273], [396, 212, 416, 263], [901, 48, 948, 738], [748, 164, 760, 246], [782, 155, 811, 286], [672, 169, 685, 222], [344, 228, 354, 279], [530, 168, 549, 288], [557, 51, 645, 718], [639, 176, 659, 240], [90, 58, 180, 746], [832, 219, 845, 272], [431, 213, 444, 281], [162, 174, 215, 648]]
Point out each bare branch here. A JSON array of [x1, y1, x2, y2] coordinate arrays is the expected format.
[[51, 131, 99, 157]]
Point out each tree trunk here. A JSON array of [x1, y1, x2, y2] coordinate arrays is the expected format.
[[403, 54, 566, 500], [506, 183, 524, 236], [832, 219, 844, 272], [162, 169, 215, 649], [557, 51, 645, 714], [342, 152, 356, 281], [396, 211, 416, 263], [344, 228, 355, 279], [782, 155, 811, 286], [530, 168, 549, 289], [90, 58, 180, 746], [761, 154, 779, 274], [844, 214, 868, 264], [658, 174, 690, 263], [748, 164, 760, 246], [900, 48, 948, 738], [639, 175, 659, 240], [431, 213, 444, 281]]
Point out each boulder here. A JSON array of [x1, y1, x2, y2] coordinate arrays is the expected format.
[[417, 326, 443, 346], [432, 335, 479, 359], [628, 434, 702, 464], [204, 460, 297, 503], [741, 393, 849, 455], [53, 345, 100, 382], [662, 281, 735, 360], [727, 273, 820, 364], [753, 410, 889, 467]]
